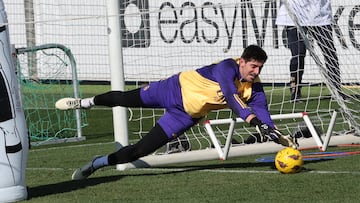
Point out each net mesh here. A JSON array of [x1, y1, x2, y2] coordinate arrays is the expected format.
[[15, 44, 87, 143]]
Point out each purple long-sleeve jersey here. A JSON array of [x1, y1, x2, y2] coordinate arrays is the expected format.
[[180, 58, 274, 128]]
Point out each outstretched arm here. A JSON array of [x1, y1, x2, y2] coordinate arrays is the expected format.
[[210, 59, 297, 148]]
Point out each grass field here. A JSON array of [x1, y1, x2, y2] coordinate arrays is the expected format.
[[21, 84, 360, 202], [25, 142, 360, 202]]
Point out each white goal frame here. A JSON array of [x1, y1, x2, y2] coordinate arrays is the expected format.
[[15, 43, 86, 145], [123, 111, 360, 169], [205, 112, 335, 160]]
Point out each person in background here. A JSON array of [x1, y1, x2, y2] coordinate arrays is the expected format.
[[276, 0, 341, 102]]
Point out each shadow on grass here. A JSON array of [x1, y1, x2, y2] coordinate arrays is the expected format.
[[27, 175, 124, 199], [27, 159, 332, 199], [157, 158, 334, 172], [27, 162, 267, 199]]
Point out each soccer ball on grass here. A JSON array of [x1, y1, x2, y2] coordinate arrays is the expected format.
[[275, 147, 303, 174]]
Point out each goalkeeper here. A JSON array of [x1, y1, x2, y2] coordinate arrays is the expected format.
[[56, 45, 297, 180]]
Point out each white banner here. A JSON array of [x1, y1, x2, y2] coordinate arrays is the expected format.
[[120, 0, 360, 83], [4, 0, 360, 83]]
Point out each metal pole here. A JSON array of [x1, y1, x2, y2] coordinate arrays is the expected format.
[[106, 0, 129, 170], [24, 0, 38, 81]]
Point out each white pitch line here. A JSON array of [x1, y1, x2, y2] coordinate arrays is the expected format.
[[29, 140, 140, 152], [136, 168, 360, 175], [29, 142, 115, 152], [26, 167, 360, 175], [27, 167, 75, 171]]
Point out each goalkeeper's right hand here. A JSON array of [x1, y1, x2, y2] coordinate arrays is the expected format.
[[277, 133, 298, 149]]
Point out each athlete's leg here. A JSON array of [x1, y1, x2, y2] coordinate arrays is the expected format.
[[89, 74, 181, 109], [107, 123, 169, 164], [71, 108, 200, 180], [286, 26, 306, 101], [94, 88, 144, 107], [71, 123, 170, 180], [56, 74, 182, 110], [55, 88, 145, 110], [108, 108, 200, 165]]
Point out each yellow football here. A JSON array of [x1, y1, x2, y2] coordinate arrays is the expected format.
[[275, 147, 303, 174]]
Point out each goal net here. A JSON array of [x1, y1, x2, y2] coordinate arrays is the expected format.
[[4, 0, 359, 163], [15, 44, 87, 145]]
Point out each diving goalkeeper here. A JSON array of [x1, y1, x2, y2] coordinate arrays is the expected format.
[[55, 45, 297, 180]]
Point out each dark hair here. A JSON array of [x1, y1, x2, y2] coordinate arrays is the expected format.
[[241, 45, 268, 63]]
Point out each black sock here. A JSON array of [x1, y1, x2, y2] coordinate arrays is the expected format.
[[108, 123, 169, 165]]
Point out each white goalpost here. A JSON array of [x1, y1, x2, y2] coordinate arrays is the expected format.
[[3, 0, 360, 170]]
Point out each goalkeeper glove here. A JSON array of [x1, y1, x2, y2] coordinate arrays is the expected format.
[[250, 117, 298, 148], [255, 123, 281, 142], [277, 134, 298, 149]]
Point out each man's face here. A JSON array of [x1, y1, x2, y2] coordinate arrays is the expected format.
[[239, 58, 264, 82]]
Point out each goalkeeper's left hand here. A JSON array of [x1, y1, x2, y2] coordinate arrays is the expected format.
[[250, 117, 298, 148]]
